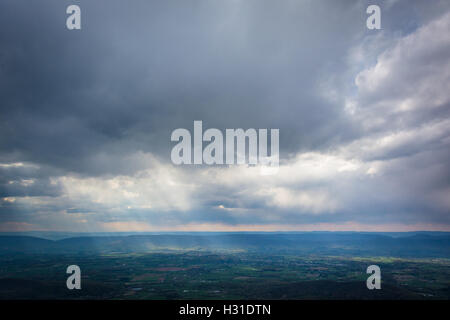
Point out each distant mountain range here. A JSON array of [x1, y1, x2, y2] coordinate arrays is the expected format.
[[0, 232, 449, 258]]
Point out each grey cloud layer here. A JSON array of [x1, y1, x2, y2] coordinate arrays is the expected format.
[[0, 0, 449, 231], [0, 0, 366, 174]]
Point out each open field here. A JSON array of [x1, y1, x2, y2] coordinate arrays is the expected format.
[[0, 233, 448, 299]]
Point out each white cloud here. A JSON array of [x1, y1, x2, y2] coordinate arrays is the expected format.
[[349, 11, 450, 131], [57, 155, 197, 212]]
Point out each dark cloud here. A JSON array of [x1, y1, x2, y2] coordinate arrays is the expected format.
[[0, 0, 449, 231], [0, 0, 366, 175]]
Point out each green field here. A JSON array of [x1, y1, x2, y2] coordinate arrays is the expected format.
[[1, 251, 448, 299]]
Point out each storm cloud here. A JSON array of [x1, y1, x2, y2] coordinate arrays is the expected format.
[[0, 0, 449, 231]]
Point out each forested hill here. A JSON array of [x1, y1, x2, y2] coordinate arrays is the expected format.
[[0, 232, 448, 258]]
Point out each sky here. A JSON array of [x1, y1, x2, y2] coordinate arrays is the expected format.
[[0, 0, 449, 232]]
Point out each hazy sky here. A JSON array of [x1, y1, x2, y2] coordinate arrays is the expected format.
[[1, 0, 449, 232]]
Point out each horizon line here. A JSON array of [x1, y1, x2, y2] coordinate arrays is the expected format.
[[1, 230, 449, 234]]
